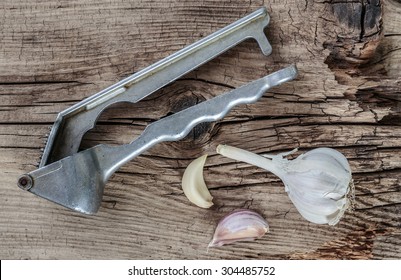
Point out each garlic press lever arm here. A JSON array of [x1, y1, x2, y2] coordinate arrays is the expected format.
[[18, 65, 297, 214], [102, 65, 298, 179]]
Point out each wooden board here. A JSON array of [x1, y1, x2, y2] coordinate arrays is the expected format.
[[1, 0, 400, 259]]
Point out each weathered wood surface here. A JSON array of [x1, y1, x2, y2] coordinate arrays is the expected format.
[[1, 0, 400, 259]]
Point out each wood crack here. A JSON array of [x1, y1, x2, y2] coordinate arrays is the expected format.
[[177, 77, 235, 89], [0, 81, 93, 86]]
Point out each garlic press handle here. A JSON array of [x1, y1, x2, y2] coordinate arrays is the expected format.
[[41, 7, 272, 167], [102, 65, 298, 179]]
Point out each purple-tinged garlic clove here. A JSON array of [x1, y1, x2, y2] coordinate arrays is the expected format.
[[209, 209, 269, 247]]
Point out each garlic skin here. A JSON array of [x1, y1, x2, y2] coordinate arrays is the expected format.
[[216, 145, 353, 225], [182, 154, 213, 208], [209, 209, 269, 247]]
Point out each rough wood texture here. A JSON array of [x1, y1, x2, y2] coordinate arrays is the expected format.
[[1, 0, 400, 259]]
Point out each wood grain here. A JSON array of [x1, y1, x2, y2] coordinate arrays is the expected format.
[[0, 0, 400, 259]]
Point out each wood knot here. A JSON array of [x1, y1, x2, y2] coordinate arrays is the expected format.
[[323, 0, 383, 67], [169, 90, 213, 145]]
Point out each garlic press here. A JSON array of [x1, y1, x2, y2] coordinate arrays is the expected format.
[[17, 8, 298, 214]]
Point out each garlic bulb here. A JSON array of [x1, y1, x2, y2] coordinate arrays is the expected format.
[[209, 209, 269, 247], [182, 154, 213, 208], [216, 145, 353, 225]]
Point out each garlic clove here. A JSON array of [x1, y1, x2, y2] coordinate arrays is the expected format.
[[182, 154, 213, 208], [302, 148, 351, 172], [287, 188, 348, 224], [209, 209, 269, 247]]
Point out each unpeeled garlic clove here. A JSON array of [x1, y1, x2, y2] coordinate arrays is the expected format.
[[182, 154, 213, 208], [209, 209, 269, 247]]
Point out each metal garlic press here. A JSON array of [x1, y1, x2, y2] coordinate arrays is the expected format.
[[17, 7, 298, 214]]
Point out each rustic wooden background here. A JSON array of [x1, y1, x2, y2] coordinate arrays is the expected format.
[[1, 0, 400, 259]]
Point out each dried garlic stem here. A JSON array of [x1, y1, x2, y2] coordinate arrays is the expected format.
[[216, 144, 284, 178]]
